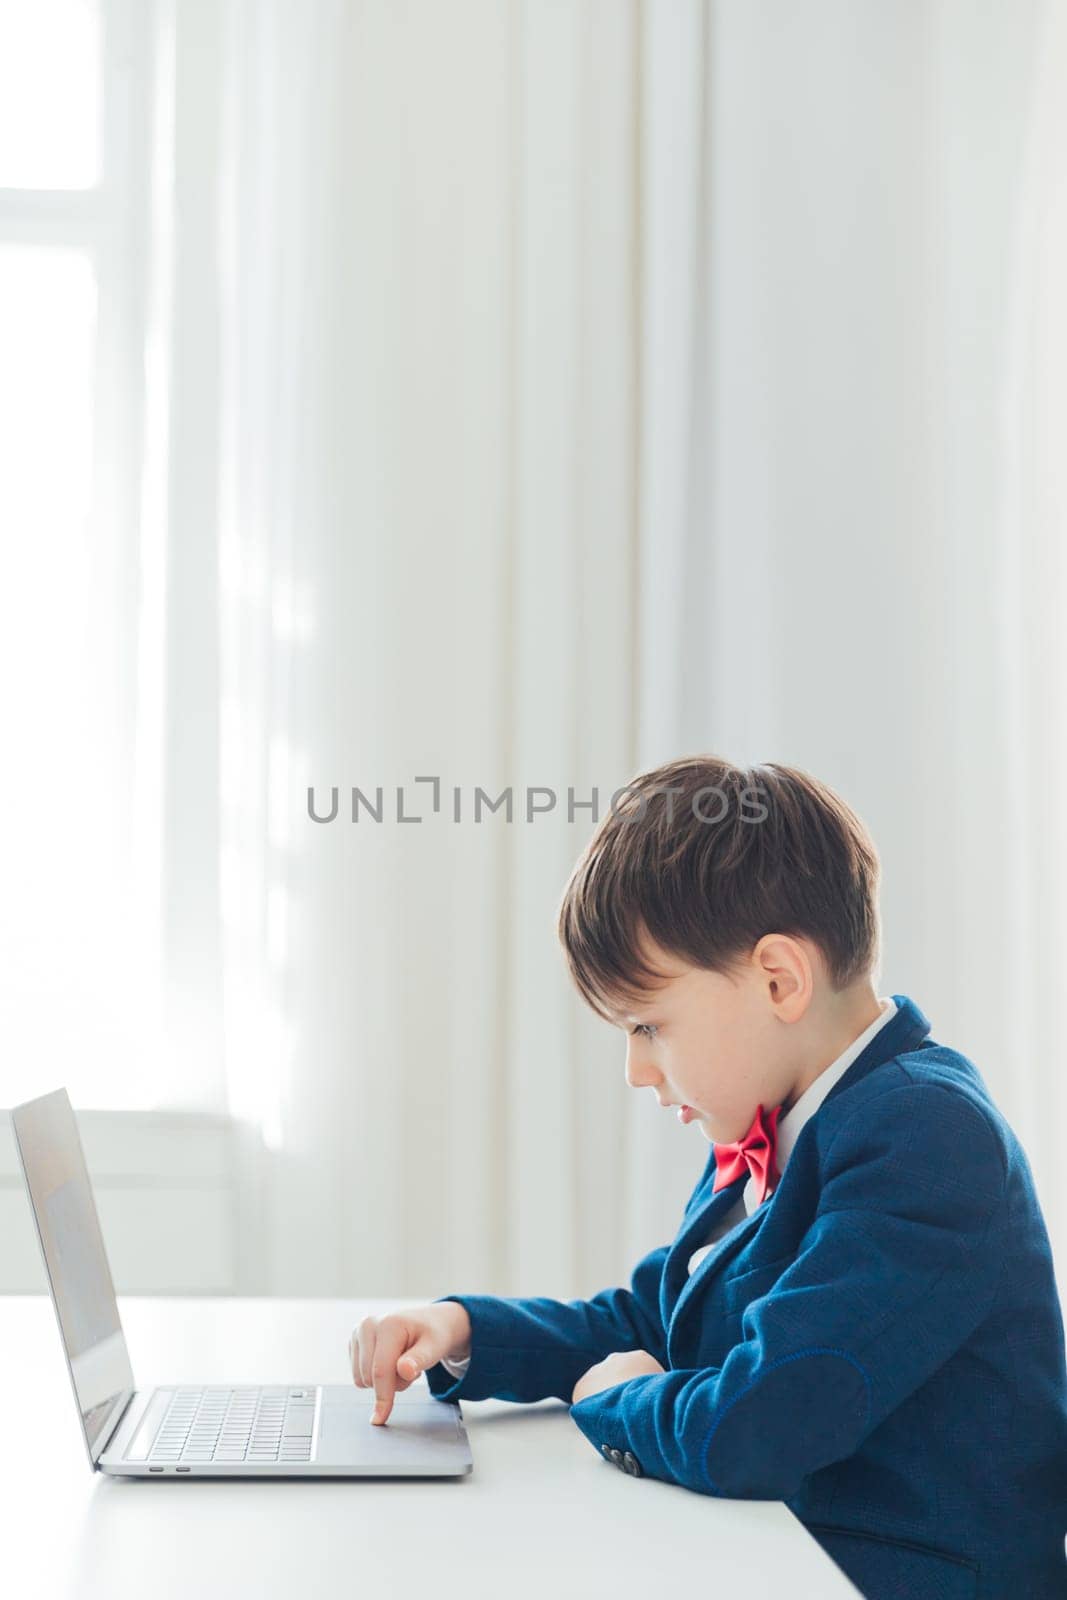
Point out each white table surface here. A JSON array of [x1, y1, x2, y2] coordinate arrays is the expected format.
[[3, 1295, 862, 1599]]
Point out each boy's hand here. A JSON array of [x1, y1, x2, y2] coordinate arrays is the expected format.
[[571, 1349, 665, 1405], [348, 1302, 472, 1425]]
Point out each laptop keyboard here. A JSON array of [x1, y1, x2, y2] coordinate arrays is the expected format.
[[126, 1386, 317, 1466]]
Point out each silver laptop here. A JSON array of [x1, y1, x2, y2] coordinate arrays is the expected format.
[[12, 1087, 473, 1479]]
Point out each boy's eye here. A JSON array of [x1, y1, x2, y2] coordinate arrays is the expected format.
[[630, 1023, 658, 1040]]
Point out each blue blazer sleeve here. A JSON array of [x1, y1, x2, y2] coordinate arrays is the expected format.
[[423, 1234, 671, 1404], [568, 1083, 1008, 1499]]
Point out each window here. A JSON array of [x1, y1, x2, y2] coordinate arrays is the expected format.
[[0, 0, 166, 1110]]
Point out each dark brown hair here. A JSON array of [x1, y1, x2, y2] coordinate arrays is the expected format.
[[556, 755, 880, 1020]]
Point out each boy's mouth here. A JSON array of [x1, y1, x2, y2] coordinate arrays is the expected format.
[[677, 1105, 698, 1125]]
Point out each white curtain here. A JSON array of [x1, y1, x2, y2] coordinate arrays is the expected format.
[[998, 0, 1067, 1265], [202, 0, 666, 1298], [635, 0, 1067, 1265], [147, 0, 1067, 1297]]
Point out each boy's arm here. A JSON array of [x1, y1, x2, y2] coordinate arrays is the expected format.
[[424, 1147, 723, 1404], [564, 1083, 1008, 1499], [422, 1234, 671, 1404]]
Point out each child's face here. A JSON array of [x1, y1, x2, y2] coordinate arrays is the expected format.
[[604, 935, 819, 1145]]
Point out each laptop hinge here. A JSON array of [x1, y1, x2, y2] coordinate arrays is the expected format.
[[95, 1387, 137, 1464]]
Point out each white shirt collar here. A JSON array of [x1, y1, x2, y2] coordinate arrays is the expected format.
[[742, 995, 898, 1215]]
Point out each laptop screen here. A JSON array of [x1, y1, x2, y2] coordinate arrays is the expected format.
[[12, 1087, 134, 1464]]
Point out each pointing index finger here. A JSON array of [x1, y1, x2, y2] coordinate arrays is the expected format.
[[370, 1323, 406, 1423]]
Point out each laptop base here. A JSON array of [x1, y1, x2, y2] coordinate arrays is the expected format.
[[97, 1384, 473, 1478]]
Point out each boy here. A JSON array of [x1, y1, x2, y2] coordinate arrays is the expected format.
[[349, 756, 1067, 1598]]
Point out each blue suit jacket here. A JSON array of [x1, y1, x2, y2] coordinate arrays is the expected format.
[[424, 995, 1067, 1599]]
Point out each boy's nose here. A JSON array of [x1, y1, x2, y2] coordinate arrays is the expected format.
[[625, 1047, 658, 1091]]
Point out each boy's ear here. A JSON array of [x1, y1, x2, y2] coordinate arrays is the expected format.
[[752, 933, 813, 1021]]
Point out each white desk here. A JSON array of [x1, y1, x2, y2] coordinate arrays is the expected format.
[[3, 1295, 862, 1599]]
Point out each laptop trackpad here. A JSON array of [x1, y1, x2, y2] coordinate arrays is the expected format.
[[315, 1386, 468, 1470]]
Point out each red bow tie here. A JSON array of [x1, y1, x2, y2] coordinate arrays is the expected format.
[[712, 1103, 783, 1206]]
